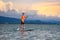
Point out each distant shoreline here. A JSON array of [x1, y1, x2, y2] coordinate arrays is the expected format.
[[0, 23, 60, 25], [0, 16, 60, 24]]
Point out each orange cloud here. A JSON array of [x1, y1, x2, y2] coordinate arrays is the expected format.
[[14, 2, 60, 17], [14, 3, 32, 12], [31, 2, 60, 17], [0, 0, 60, 18], [0, 0, 13, 12], [0, 1, 6, 11]]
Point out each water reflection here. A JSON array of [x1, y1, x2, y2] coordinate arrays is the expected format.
[[19, 24, 26, 40]]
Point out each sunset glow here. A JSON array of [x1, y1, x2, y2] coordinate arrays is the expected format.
[[0, 0, 60, 18], [31, 2, 60, 17]]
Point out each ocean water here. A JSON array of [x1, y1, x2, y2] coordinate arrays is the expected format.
[[0, 24, 60, 40]]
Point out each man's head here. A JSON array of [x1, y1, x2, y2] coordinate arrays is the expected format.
[[22, 13, 24, 15]]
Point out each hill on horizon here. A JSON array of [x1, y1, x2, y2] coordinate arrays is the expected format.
[[0, 16, 60, 24]]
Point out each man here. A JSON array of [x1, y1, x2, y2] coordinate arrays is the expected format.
[[21, 13, 27, 24]]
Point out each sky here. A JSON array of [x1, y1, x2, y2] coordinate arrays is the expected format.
[[0, 0, 60, 20]]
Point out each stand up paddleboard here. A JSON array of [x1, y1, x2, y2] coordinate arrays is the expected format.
[[25, 29, 34, 31]]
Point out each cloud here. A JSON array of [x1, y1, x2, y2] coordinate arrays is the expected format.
[[0, 0, 31, 12], [2, 0, 60, 4], [6, 2, 13, 10], [31, 2, 60, 17], [0, 0, 60, 18], [47, 0, 60, 2], [0, 0, 14, 12], [0, 0, 6, 11], [14, 3, 32, 12]]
